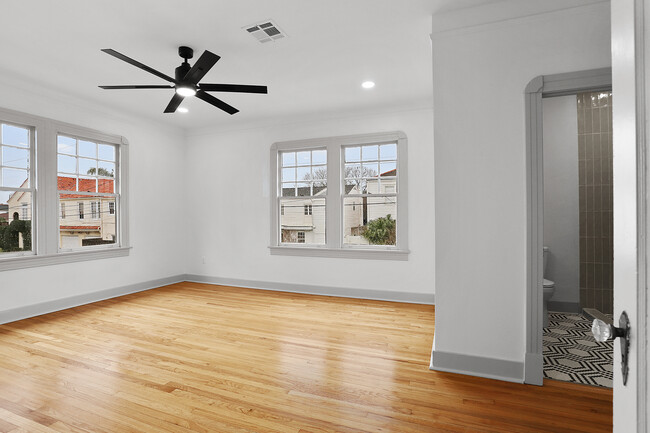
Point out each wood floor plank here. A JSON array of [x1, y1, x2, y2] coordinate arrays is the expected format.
[[0, 283, 612, 432]]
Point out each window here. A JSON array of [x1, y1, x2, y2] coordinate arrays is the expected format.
[[0, 106, 130, 270], [90, 201, 100, 219], [0, 122, 33, 255], [278, 148, 327, 245], [270, 131, 408, 259], [58, 135, 119, 249]]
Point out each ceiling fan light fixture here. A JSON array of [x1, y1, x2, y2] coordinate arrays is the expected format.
[[176, 85, 196, 97], [362, 81, 375, 89]]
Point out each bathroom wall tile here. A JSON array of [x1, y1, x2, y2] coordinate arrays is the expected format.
[[594, 237, 603, 263], [580, 288, 587, 305], [585, 110, 593, 134], [578, 160, 585, 186], [595, 289, 603, 311], [585, 134, 593, 159], [592, 109, 601, 132], [594, 184, 602, 211], [585, 160, 593, 186], [603, 294, 613, 315], [586, 212, 594, 236], [593, 134, 601, 159], [594, 264, 603, 289], [578, 109, 585, 134], [579, 135, 586, 160], [586, 287, 595, 308], [580, 261, 587, 288], [591, 94, 599, 108], [602, 264, 612, 290], [586, 186, 594, 211], [600, 108, 609, 133], [580, 212, 587, 237]]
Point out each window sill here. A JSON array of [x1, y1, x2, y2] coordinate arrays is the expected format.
[[269, 246, 409, 261], [0, 246, 131, 272]]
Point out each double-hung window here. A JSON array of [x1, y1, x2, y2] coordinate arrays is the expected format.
[[270, 131, 408, 260], [0, 106, 129, 270], [0, 122, 34, 255]]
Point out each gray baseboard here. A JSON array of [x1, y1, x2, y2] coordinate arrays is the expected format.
[[430, 349, 524, 383], [183, 274, 435, 305], [548, 300, 582, 313], [0, 275, 185, 325], [524, 352, 544, 385]]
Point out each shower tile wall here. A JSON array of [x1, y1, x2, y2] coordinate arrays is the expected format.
[[577, 91, 613, 314]]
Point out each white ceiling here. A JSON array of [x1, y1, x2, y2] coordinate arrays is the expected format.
[[1, 0, 503, 130]]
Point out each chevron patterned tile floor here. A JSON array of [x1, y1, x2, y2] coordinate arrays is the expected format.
[[543, 312, 613, 388]]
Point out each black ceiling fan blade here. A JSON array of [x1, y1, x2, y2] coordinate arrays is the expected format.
[[164, 93, 185, 113], [184, 50, 220, 84], [199, 84, 268, 94], [196, 90, 239, 115], [101, 49, 176, 83], [99, 85, 174, 89]]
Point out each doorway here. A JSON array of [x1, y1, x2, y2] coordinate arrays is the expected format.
[[524, 68, 612, 386]]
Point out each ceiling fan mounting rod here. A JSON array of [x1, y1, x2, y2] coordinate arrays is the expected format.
[[178, 46, 194, 61]]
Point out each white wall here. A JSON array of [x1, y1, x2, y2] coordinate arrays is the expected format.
[[542, 95, 580, 308], [184, 108, 434, 298], [431, 2, 610, 369], [0, 70, 186, 314]]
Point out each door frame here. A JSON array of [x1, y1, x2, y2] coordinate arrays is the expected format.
[[523, 68, 612, 386]]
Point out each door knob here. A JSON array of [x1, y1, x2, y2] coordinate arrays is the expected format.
[[591, 311, 630, 385]]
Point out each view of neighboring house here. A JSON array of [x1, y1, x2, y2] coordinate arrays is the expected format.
[[280, 169, 397, 245], [5, 176, 116, 249], [0, 203, 8, 223], [58, 176, 116, 248]]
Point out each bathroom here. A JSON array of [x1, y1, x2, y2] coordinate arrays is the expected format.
[[541, 90, 614, 388]]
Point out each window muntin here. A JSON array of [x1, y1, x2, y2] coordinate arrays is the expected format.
[[57, 135, 118, 250], [278, 149, 326, 245], [0, 122, 33, 255]]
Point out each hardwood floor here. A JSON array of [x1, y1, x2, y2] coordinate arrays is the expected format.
[[0, 283, 612, 432]]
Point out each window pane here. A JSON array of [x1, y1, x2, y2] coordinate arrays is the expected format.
[[362, 162, 379, 177], [57, 135, 76, 155], [361, 145, 378, 161], [58, 154, 76, 174], [345, 147, 360, 162], [78, 177, 97, 193], [296, 182, 312, 197], [282, 152, 296, 167], [343, 197, 396, 246], [345, 178, 367, 194], [78, 140, 97, 158], [2, 124, 29, 148], [98, 144, 116, 161], [280, 198, 325, 245], [97, 161, 115, 177], [59, 194, 116, 249], [98, 177, 115, 194], [282, 168, 295, 182], [2, 168, 29, 188], [79, 158, 96, 176], [296, 166, 310, 182], [380, 161, 397, 176], [2, 146, 29, 169], [312, 149, 327, 165], [281, 183, 296, 197], [296, 151, 311, 166], [0, 190, 32, 254], [380, 177, 397, 194], [380, 143, 397, 160], [344, 163, 362, 179]]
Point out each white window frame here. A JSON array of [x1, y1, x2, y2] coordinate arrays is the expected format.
[[0, 106, 130, 272], [270, 131, 408, 260]]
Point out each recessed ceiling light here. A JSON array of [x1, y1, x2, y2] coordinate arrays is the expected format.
[[362, 81, 375, 89], [178, 107, 189, 113]]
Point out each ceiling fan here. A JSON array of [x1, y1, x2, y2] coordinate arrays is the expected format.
[[99, 46, 267, 115]]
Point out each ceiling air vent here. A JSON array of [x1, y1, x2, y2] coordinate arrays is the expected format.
[[244, 20, 286, 43]]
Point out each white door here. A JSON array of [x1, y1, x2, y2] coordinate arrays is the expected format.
[[611, 0, 648, 431]]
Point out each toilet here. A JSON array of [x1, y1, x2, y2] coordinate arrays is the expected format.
[[542, 246, 555, 327]]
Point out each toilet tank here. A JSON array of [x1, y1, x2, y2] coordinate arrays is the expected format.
[[543, 246, 549, 275]]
